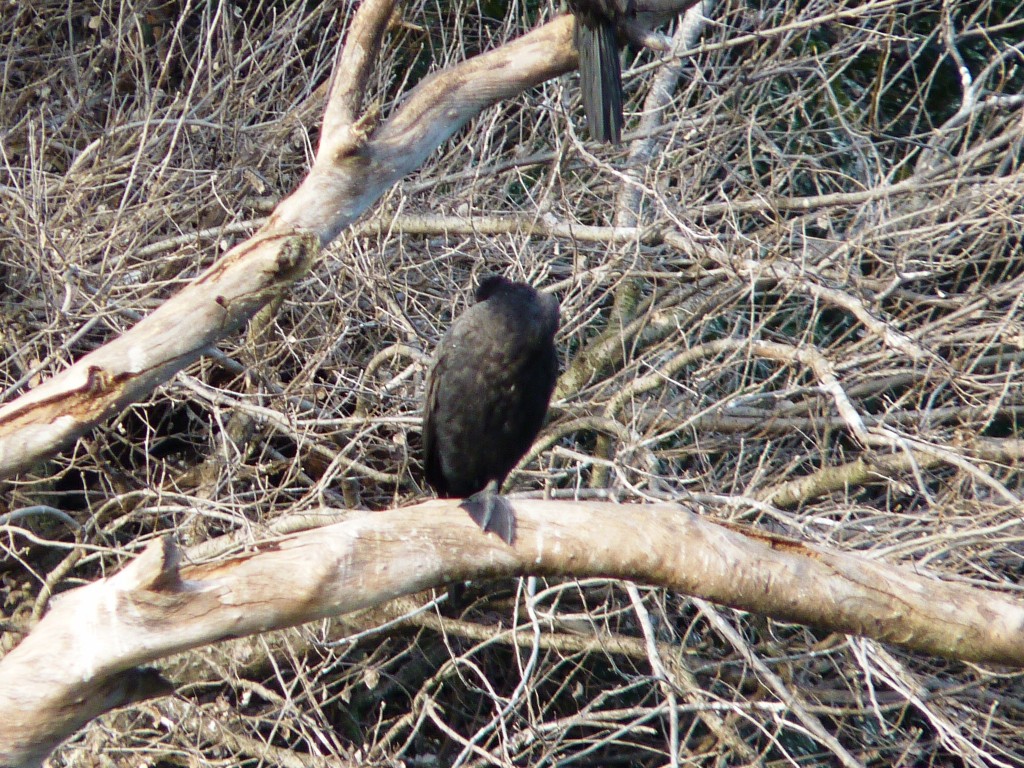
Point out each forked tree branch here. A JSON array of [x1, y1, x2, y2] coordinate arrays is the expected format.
[[2, 499, 1023, 766], [0, 0, 698, 479]]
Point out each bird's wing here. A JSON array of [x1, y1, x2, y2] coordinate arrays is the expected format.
[[422, 346, 448, 493]]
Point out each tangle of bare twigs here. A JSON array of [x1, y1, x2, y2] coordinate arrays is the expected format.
[[4, 0, 1024, 766]]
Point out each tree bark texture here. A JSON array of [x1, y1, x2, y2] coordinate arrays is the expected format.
[[2, 500, 1022, 766]]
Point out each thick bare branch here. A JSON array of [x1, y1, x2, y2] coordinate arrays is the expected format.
[[0, 0, 711, 480], [2, 499, 1022, 766], [268, 16, 578, 242], [319, 0, 399, 151], [0, 232, 318, 477], [0, 17, 574, 478]]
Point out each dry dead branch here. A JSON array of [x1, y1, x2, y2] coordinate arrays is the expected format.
[[0, 0, 700, 479], [4, 499, 1024, 766], [0, 0, 583, 477]]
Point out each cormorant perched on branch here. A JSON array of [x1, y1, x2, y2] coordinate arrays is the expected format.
[[568, 0, 636, 143], [423, 276, 560, 545]]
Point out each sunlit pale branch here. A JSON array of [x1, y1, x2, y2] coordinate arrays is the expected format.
[[0, 0, 704, 480], [2, 499, 1023, 766]]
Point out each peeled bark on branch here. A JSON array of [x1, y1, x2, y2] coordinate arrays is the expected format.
[[2, 499, 1023, 766]]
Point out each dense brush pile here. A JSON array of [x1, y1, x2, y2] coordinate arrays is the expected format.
[[3, 0, 1024, 764]]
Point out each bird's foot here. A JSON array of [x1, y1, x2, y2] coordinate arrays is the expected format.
[[620, 19, 671, 51], [460, 488, 516, 546]]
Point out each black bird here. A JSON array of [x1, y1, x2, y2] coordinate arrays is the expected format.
[[423, 276, 560, 545], [568, 0, 635, 143]]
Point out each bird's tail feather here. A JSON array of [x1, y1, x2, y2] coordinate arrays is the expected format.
[[575, 20, 623, 143]]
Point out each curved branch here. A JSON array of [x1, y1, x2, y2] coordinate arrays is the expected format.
[[2, 499, 1023, 765], [0, 14, 574, 479], [267, 15, 578, 243], [0, 0, 706, 480]]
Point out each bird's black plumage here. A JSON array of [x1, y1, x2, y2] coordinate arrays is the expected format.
[[423, 276, 560, 544], [568, 0, 635, 143]]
